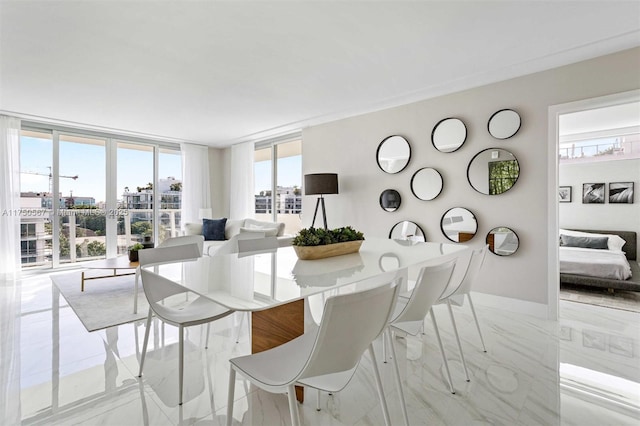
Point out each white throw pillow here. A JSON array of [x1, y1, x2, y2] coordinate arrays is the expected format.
[[559, 229, 626, 252], [244, 218, 285, 236], [225, 219, 245, 239], [184, 222, 203, 236], [240, 226, 278, 237]]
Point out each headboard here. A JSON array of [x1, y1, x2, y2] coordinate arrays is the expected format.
[[571, 229, 637, 261]]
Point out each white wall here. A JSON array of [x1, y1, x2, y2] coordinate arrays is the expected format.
[[559, 159, 639, 254], [302, 47, 640, 306]]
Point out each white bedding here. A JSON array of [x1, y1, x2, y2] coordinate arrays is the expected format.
[[559, 246, 632, 280]]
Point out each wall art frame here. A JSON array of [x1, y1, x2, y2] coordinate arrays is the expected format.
[[582, 183, 605, 204], [609, 182, 634, 204], [559, 186, 572, 203]]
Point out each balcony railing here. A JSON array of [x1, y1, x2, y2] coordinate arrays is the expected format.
[[19, 208, 181, 267]]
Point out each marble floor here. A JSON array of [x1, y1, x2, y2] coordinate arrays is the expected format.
[[1, 273, 639, 426]]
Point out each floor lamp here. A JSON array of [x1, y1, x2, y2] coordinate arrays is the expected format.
[[304, 173, 338, 230]]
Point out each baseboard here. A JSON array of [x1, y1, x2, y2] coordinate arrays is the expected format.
[[471, 291, 549, 319]]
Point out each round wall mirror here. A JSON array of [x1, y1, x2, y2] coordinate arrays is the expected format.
[[411, 168, 443, 200], [486, 227, 519, 256], [380, 189, 401, 212], [488, 109, 521, 139], [467, 148, 520, 195], [432, 117, 467, 152], [376, 135, 411, 174], [441, 207, 478, 243], [389, 221, 426, 242]]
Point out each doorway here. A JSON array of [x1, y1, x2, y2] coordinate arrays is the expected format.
[[548, 90, 640, 317]]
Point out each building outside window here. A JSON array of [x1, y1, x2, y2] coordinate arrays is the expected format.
[[254, 138, 302, 235], [19, 128, 182, 268]]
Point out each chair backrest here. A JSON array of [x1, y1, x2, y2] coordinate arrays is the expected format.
[[392, 259, 456, 325], [237, 235, 278, 254], [453, 245, 487, 296], [298, 279, 401, 381], [159, 235, 204, 257], [213, 232, 275, 256], [138, 243, 201, 267], [140, 268, 191, 321]]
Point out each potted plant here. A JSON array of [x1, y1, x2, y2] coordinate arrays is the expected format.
[[128, 243, 144, 262], [292, 226, 365, 260]]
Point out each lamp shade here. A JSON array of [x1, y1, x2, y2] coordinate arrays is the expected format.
[[305, 173, 339, 195]]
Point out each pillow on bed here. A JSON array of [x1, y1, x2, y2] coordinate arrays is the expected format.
[[559, 229, 626, 252], [560, 234, 609, 250]]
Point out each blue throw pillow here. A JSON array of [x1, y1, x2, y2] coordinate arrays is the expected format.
[[202, 218, 227, 241]]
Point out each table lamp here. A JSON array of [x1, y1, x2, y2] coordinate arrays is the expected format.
[[304, 173, 338, 230]]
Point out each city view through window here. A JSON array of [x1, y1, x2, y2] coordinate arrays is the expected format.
[[254, 140, 302, 235], [19, 130, 181, 268]]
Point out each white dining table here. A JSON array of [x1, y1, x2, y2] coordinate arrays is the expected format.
[[144, 237, 470, 401]]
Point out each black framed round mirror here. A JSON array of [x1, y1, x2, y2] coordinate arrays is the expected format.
[[379, 189, 401, 212], [488, 109, 521, 139], [467, 148, 520, 195], [376, 135, 411, 174], [389, 221, 426, 242], [411, 168, 443, 201], [441, 207, 478, 243], [487, 227, 519, 256], [432, 117, 467, 152]]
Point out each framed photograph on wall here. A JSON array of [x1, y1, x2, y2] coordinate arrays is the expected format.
[[582, 183, 605, 204], [559, 186, 572, 203], [609, 182, 634, 204]]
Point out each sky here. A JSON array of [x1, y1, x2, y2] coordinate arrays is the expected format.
[[20, 135, 301, 202], [20, 135, 181, 203], [254, 155, 301, 194]]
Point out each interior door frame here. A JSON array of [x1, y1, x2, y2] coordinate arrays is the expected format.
[[547, 89, 640, 320]]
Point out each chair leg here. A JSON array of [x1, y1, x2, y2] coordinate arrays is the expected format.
[[430, 308, 455, 394], [226, 368, 236, 426], [316, 389, 321, 411], [205, 323, 211, 349], [287, 384, 301, 426], [387, 329, 409, 426], [467, 294, 487, 352], [446, 300, 470, 382], [133, 268, 140, 314], [382, 329, 388, 363], [235, 312, 245, 344], [368, 343, 391, 426], [179, 326, 184, 405], [138, 309, 153, 377]]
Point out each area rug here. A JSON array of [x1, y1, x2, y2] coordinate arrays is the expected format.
[[51, 271, 149, 332], [560, 284, 640, 313]]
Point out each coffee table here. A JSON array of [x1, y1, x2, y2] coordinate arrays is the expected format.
[[81, 256, 139, 292]]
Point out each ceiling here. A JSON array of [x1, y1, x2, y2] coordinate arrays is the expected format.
[[1, 1, 639, 147]]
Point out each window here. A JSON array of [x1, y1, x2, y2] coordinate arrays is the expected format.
[[254, 138, 302, 235], [19, 126, 182, 268]]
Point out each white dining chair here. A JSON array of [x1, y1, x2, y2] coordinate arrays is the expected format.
[[138, 266, 234, 405], [439, 245, 488, 353], [425, 245, 487, 386], [213, 233, 278, 343], [385, 259, 457, 425], [133, 235, 205, 314], [226, 279, 402, 426]]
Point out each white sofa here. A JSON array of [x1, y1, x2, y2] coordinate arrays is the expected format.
[[184, 218, 293, 256]]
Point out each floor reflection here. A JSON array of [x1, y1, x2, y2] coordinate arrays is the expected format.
[[2, 273, 638, 425]]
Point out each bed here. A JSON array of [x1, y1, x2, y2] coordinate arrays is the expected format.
[[559, 229, 640, 292]]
